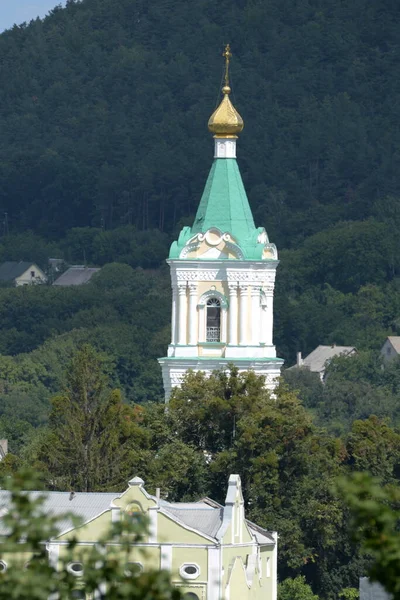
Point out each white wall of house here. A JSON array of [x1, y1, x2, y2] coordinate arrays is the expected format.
[[15, 265, 47, 286]]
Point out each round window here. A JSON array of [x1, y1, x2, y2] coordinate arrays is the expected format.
[[0, 561, 7, 573], [124, 562, 143, 576], [68, 562, 84, 576], [180, 563, 200, 580]]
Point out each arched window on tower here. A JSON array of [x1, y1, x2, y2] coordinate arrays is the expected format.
[[206, 298, 221, 342]]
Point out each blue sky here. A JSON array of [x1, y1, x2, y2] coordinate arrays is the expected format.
[[0, 0, 66, 32]]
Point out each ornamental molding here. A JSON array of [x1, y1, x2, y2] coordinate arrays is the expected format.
[[174, 269, 276, 284], [261, 284, 275, 294], [170, 373, 185, 386], [179, 229, 244, 260], [227, 271, 276, 283], [187, 282, 198, 294], [176, 270, 219, 282]]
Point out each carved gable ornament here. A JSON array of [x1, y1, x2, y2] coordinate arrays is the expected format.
[[179, 227, 244, 260]]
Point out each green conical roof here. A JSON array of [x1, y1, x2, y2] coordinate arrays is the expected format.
[[169, 157, 276, 261], [191, 159, 256, 240]]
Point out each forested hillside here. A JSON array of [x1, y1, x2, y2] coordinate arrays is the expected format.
[[1, 0, 400, 242], [0, 0, 400, 361], [0, 0, 399, 420], [1, 2, 400, 594]]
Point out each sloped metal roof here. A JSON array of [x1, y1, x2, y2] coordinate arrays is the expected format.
[[302, 345, 356, 373], [386, 336, 400, 353], [0, 490, 275, 545], [0, 490, 117, 536], [0, 261, 38, 281], [162, 505, 223, 538], [53, 267, 100, 286]]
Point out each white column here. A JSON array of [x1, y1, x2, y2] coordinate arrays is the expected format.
[[160, 545, 172, 571], [198, 305, 205, 342], [228, 284, 238, 345], [188, 283, 198, 345], [239, 285, 248, 345], [221, 308, 228, 343], [266, 293, 274, 345], [177, 283, 187, 345], [251, 286, 261, 345], [170, 284, 177, 344], [207, 547, 222, 600], [260, 303, 268, 344]]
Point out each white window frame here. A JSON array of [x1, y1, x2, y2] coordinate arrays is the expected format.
[[125, 561, 144, 576], [198, 290, 228, 344], [179, 563, 201, 580], [67, 562, 84, 577]]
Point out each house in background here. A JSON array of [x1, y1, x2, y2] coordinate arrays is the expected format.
[[380, 337, 400, 363], [359, 578, 391, 600], [0, 474, 277, 600], [0, 261, 47, 286], [291, 344, 357, 381], [53, 266, 100, 286], [0, 440, 7, 461]]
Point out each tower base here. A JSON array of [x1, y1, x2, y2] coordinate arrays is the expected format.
[[158, 356, 283, 402]]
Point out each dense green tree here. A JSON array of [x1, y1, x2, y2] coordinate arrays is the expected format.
[[279, 576, 319, 600], [36, 345, 149, 491], [164, 369, 351, 595], [338, 473, 400, 600]]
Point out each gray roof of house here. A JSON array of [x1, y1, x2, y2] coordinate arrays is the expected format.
[[360, 578, 392, 600], [301, 345, 356, 373], [385, 336, 400, 353], [53, 267, 100, 286], [0, 490, 117, 536], [0, 491, 275, 545], [0, 261, 38, 281], [162, 505, 224, 538]]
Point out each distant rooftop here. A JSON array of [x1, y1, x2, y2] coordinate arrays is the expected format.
[[301, 344, 356, 373], [53, 266, 100, 286], [0, 261, 38, 281], [359, 578, 392, 600], [384, 336, 400, 353]]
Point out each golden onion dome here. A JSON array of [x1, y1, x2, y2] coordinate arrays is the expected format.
[[208, 45, 244, 138]]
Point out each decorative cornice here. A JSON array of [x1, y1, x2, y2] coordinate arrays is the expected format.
[[173, 269, 276, 284]]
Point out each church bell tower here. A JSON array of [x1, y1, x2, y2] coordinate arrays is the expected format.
[[158, 45, 283, 400]]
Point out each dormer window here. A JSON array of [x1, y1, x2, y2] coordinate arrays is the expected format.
[[206, 298, 221, 342]]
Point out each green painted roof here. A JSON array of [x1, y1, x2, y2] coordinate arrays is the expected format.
[[169, 157, 278, 261], [191, 159, 256, 239]]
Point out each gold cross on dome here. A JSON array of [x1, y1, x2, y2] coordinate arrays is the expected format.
[[223, 44, 232, 87]]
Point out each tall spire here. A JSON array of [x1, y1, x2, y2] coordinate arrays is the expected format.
[[208, 44, 244, 139]]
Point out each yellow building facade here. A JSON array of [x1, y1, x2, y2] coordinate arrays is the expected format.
[[0, 475, 277, 600]]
